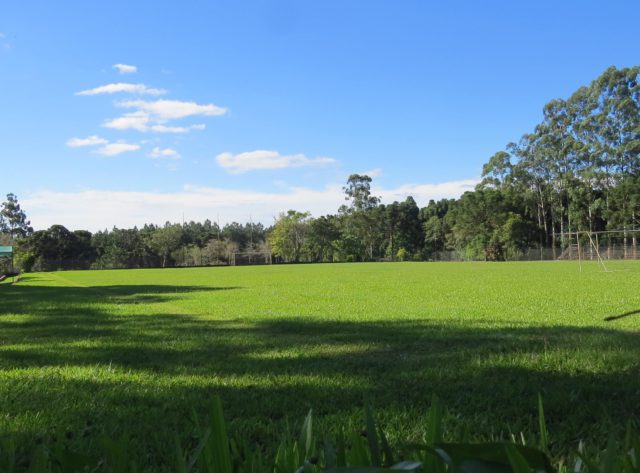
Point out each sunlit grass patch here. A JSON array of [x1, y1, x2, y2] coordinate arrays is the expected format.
[[0, 261, 639, 469]]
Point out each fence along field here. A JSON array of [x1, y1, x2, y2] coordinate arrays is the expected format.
[[0, 261, 639, 469]]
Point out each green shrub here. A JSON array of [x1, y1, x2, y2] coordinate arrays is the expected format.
[[13, 249, 35, 272]]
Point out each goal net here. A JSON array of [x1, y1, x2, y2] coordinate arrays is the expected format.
[[556, 229, 640, 272], [230, 252, 273, 266]]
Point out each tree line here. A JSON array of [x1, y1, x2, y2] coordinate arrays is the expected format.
[[1, 65, 638, 271], [478, 65, 640, 258], [268, 65, 640, 262]]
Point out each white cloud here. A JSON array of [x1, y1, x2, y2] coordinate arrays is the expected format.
[[103, 111, 150, 131], [150, 124, 206, 133], [103, 111, 206, 133], [66, 135, 142, 157], [113, 63, 137, 74], [376, 179, 479, 203], [148, 147, 181, 159], [216, 150, 337, 174], [117, 99, 226, 121], [21, 178, 478, 232], [361, 168, 383, 178], [94, 142, 141, 156], [22, 185, 342, 231], [66, 136, 140, 156], [76, 83, 166, 96], [66, 135, 108, 147]]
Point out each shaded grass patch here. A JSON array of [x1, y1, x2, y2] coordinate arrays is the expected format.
[[0, 262, 639, 469]]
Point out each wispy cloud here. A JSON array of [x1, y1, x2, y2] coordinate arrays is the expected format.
[[150, 124, 205, 133], [216, 150, 337, 174], [66, 135, 108, 147], [113, 63, 137, 74], [117, 99, 227, 121], [103, 111, 206, 133], [22, 185, 342, 231], [376, 179, 479, 203], [102, 111, 149, 131], [66, 135, 140, 156], [94, 142, 141, 156], [148, 147, 181, 159], [73, 70, 222, 142], [0, 32, 10, 51], [76, 83, 166, 96], [361, 168, 383, 178], [22, 178, 477, 231], [103, 99, 222, 133]]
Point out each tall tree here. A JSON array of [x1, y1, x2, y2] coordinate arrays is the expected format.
[[481, 151, 513, 189], [342, 174, 380, 211], [0, 194, 33, 239], [340, 174, 382, 260]]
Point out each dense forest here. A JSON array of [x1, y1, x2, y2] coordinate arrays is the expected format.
[[1, 65, 638, 271]]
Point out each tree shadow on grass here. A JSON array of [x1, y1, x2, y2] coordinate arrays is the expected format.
[[604, 308, 640, 321], [0, 283, 639, 464], [0, 283, 239, 310], [0, 284, 240, 341]]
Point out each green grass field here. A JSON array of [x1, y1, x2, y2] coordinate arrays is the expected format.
[[1, 261, 639, 468]]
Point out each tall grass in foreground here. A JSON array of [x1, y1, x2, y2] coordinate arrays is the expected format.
[[0, 396, 638, 473]]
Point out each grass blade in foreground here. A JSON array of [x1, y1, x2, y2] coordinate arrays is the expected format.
[[538, 395, 549, 456]]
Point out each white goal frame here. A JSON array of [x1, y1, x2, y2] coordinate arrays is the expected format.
[[556, 229, 640, 272]]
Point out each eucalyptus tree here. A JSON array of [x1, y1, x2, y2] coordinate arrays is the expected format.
[[590, 67, 640, 252], [480, 151, 513, 189], [507, 134, 559, 249], [532, 97, 598, 244], [342, 174, 380, 211], [339, 174, 382, 261], [564, 85, 608, 238], [0, 193, 33, 239]]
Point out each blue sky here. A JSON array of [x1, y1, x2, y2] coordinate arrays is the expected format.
[[1, 1, 638, 230]]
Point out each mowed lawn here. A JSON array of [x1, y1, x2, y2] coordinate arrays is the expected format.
[[1, 261, 639, 463]]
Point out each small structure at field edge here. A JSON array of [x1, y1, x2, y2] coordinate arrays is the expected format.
[[0, 246, 15, 280]]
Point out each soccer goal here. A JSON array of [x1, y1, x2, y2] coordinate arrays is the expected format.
[[229, 251, 273, 266], [556, 229, 640, 272]]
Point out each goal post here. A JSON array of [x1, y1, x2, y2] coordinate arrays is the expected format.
[[555, 229, 640, 270], [230, 251, 273, 266]]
